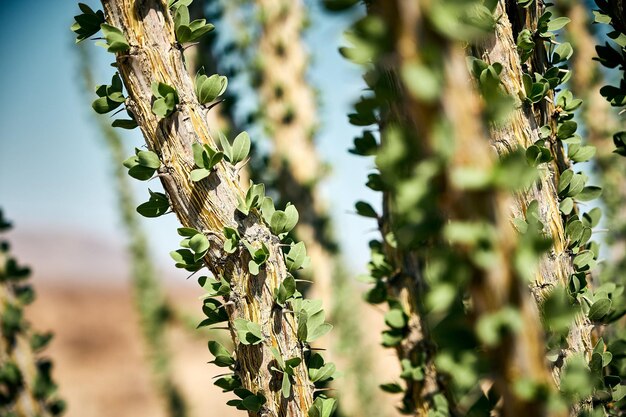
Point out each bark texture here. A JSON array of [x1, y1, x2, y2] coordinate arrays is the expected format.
[[371, 1, 557, 415], [100, 1, 314, 416], [474, 1, 593, 381]]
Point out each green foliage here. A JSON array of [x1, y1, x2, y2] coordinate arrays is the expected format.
[[137, 189, 169, 218], [226, 389, 266, 412], [309, 396, 337, 417], [170, 1, 215, 44], [242, 240, 269, 276], [151, 82, 179, 118], [71, 3, 105, 43], [100, 24, 130, 53], [260, 198, 299, 236], [123, 148, 161, 181], [191, 142, 223, 182], [208, 341, 235, 367], [236, 182, 265, 216], [234, 318, 265, 345], [195, 72, 228, 104], [219, 131, 250, 165], [0, 211, 64, 415], [292, 299, 333, 343], [93, 73, 125, 114]]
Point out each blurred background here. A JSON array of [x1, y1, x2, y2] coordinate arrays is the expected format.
[[0, 1, 397, 416]]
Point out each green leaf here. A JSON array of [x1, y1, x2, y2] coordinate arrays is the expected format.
[[189, 233, 209, 260], [308, 396, 336, 417], [234, 318, 265, 345], [276, 275, 297, 306], [559, 197, 574, 215], [190, 168, 210, 182], [223, 227, 240, 254], [285, 242, 308, 272], [198, 299, 227, 327], [384, 308, 407, 329], [589, 298, 612, 321], [229, 132, 251, 164], [557, 121, 577, 139], [355, 201, 378, 218], [151, 82, 179, 118], [308, 353, 336, 383], [137, 190, 169, 217], [195, 73, 228, 104], [137, 150, 160, 169], [71, 3, 105, 43], [379, 383, 403, 393], [547, 17, 570, 31], [281, 373, 291, 398], [573, 250, 594, 270], [100, 24, 130, 53], [241, 393, 265, 412], [577, 186, 602, 202], [208, 341, 235, 367]]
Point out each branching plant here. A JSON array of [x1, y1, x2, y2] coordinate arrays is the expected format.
[[0, 210, 65, 417]]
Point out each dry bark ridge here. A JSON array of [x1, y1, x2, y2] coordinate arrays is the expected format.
[[100, 1, 314, 416], [371, 1, 557, 415], [474, 1, 593, 381]]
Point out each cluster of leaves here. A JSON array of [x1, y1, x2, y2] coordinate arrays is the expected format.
[[169, 0, 215, 44], [0, 210, 65, 415]]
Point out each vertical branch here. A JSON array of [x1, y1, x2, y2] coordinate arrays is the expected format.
[[473, 2, 594, 378], [88, 1, 334, 415], [346, 0, 560, 414]]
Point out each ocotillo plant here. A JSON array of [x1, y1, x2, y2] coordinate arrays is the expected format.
[[0, 210, 65, 417], [68, 0, 626, 416], [72, 1, 336, 416], [75, 44, 188, 417]]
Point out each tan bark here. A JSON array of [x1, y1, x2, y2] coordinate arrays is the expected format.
[[371, 1, 557, 415], [100, 1, 314, 416], [474, 2, 593, 381]]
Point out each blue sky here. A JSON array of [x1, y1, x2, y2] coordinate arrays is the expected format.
[[0, 1, 378, 279]]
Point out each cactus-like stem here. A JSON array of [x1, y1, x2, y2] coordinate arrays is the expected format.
[[366, 1, 557, 414], [100, 1, 315, 415], [474, 2, 593, 381]]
